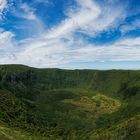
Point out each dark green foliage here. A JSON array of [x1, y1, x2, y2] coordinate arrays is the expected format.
[[0, 65, 139, 140]]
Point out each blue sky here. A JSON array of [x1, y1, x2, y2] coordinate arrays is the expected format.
[[0, 0, 140, 69]]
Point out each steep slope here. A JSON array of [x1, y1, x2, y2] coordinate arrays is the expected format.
[[0, 65, 140, 139], [0, 123, 48, 140]]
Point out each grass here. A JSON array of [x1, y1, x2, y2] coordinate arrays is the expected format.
[[0, 123, 48, 140], [0, 65, 140, 139], [92, 94, 121, 114], [63, 93, 121, 118], [89, 114, 140, 140]]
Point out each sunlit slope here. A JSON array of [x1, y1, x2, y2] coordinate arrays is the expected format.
[[0, 123, 48, 140], [89, 114, 140, 140]]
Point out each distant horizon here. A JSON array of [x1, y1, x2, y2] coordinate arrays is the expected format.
[[0, 63, 140, 70], [0, 0, 140, 69]]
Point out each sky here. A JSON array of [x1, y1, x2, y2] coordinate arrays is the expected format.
[[0, 0, 140, 69]]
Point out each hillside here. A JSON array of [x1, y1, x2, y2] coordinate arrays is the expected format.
[[0, 65, 140, 140]]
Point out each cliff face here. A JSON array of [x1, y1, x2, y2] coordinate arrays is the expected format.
[[0, 65, 140, 98]]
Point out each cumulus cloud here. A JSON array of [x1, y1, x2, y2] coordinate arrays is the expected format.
[[0, 29, 18, 64], [0, 30, 17, 53]]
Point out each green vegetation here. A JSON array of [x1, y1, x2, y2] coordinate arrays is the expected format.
[[0, 122, 48, 140], [0, 64, 140, 139]]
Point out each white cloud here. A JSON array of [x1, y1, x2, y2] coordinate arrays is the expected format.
[[0, 30, 18, 64], [13, 2, 37, 20], [0, 30, 15, 50], [46, 0, 126, 38], [73, 43, 140, 62], [46, 0, 101, 38], [115, 37, 140, 46], [0, 0, 7, 11], [120, 19, 140, 34], [10, 2, 45, 38], [0, 0, 140, 68], [0, 0, 8, 19], [3, 35, 140, 68]]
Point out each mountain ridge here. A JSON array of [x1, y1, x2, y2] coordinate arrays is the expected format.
[[0, 64, 140, 140]]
